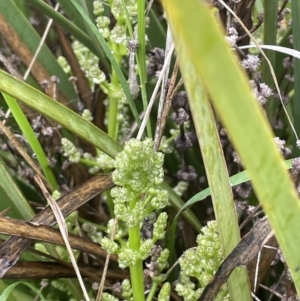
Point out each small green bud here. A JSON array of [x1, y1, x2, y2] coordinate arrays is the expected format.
[[150, 189, 169, 210], [100, 237, 119, 254], [114, 204, 130, 222], [121, 279, 132, 298], [81, 109, 93, 122], [52, 190, 61, 200], [157, 248, 170, 271], [153, 212, 168, 241], [107, 219, 123, 240], [102, 292, 119, 301], [88, 66, 106, 84], [96, 16, 110, 29], [118, 247, 138, 268], [111, 0, 124, 21], [61, 138, 81, 163], [110, 25, 127, 45], [158, 282, 171, 301], [93, 1, 104, 15], [173, 181, 189, 196], [139, 239, 154, 260]]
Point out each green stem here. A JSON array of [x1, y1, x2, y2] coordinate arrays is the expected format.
[[145, 282, 158, 301], [128, 225, 145, 301], [137, 0, 151, 138], [107, 56, 122, 139]]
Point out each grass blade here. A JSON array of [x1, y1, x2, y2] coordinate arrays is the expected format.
[[0, 157, 34, 220], [161, 0, 300, 296], [2, 93, 57, 190], [291, 0, 300, 140], [0, 69, 122, 158]]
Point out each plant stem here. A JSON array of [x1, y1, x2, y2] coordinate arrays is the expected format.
[[128, 225, 145, 301], [137, 0, 151, 138], [146, 282, 158, 301], [108, 56, 122, 139]]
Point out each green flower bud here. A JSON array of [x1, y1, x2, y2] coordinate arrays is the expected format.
[[150, 189, 169, 210], [111, 25, 127, 45], [139, 239, 154, 260], [100, 237, 119, 254], [121, 279, 132, 298], [158, 282, 170, 301], [107, 219, 123, 240], [96, 16, 110, 29], [157, 248, 170, 271], [111, 0, 125, 21], [61, 138, 81, 163], [102, 292, 119, 301], [177, 220, 229, 300], [118, 247, 138, 268], [93, 1, 104, 15], [89, 65, 106, 84], [153, 212, 168, 241], [52, 190, 61, 200], [81, 109, 93, 122]]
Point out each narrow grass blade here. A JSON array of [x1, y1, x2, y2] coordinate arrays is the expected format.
[[173, 55, 251, 299], [0, 70, 122, 158], [161, 0, 300, 296], [291, 0, 300, 139], [0, 281, 47, 301], [179, 159, 293, 212], [262, 0, 278, 86], [0, 157, 34, 220], [2, 93, 57, 190]]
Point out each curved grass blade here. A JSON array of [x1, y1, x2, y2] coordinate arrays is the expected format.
[[167, 33, 251, 301], [2, 93, 57, 190], [240, 44, 300, 59], [178, 159, 293, 214], [0, 69, 122, 158], [161, 0, 300, 296], [0, 157, 34, 220], [0, 281, 47, 301], [291, 0, 300, 140]]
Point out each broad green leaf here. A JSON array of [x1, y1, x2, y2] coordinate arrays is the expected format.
[[161, 0, 300, 297]]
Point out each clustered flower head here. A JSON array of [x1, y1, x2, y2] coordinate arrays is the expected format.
[[100, 138, 169, 270], [112, 138, 164, 193], [175, 220, 229, 301]]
